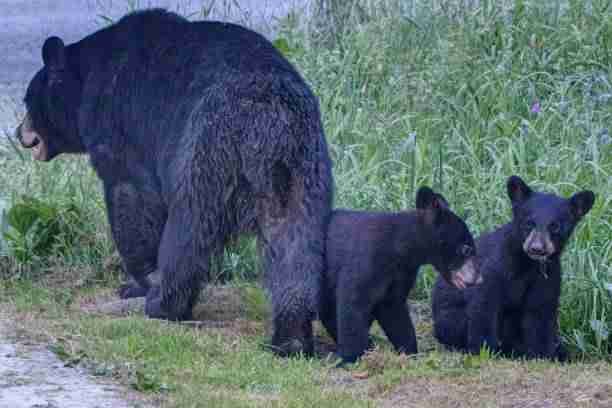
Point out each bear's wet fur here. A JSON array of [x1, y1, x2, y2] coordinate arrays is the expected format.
[[322, 187, 480, 364], [16, 9, 334, 356], [432, 176, 595, 361]]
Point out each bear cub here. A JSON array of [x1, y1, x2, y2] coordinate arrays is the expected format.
[[322, 186, 481, 364], [432, 176, 595, 361]]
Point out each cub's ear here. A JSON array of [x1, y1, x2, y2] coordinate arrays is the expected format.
[[416, 186, 449, 211], [42, 37, 66, 79], [569, 190, 595, 219], [507, 175, 532, 205]]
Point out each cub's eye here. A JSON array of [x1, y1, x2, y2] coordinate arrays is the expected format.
[[549, 221, 561, 234], [458, 244, 473, 257], [523, 220, 536, 230]]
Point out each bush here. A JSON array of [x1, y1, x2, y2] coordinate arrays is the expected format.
[[3, 196, 82, 263]]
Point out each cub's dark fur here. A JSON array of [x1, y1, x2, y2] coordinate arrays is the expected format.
[[322, 187, 480, 364], [432, 176, 595, 361]]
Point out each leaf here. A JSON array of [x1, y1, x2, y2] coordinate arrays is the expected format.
[[48, 343, 71, 361], [605, 283, 612, 296], [133, 369, 164, 392], [590, 320, 609, 341], [0, 197, 8, 255], [3, 196, 82, 262], [7, 202, 41, 235], [351, 371, 369, 380], [573, 330, 586, 352], [64, 352, 87, 368], [273, 37, 293, 56], [425, 355, 440, 369], [463, 354, 481, 369], [92, 364, 115, 377]]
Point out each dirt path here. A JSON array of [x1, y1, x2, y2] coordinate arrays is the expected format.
[[0, 317, 149, 408]]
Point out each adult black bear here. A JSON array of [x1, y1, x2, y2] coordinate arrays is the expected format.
[[322, 187, 481, 364], [16, 9, 334, 356], [432, 176, 595, 361]]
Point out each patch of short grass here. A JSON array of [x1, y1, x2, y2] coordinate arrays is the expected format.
[[3, 283, 611, 408], [2, 285, 370, 407]]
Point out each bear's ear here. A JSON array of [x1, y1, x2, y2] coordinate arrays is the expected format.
[[507, 175, 532, 205], [569, 190, 595, 219], [416, 186, 449, 211], [42, 36, 66, 72]]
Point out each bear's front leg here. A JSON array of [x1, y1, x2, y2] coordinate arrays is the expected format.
[[519, 274, 562, 360], [104, 181, 166, 299], [519, 308, 559, 360], [466, 292, 501, 354], [499, 312, 523, 358]]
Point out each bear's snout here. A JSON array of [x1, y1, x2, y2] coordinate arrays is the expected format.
[[523, 229, 555, 262], [451, 257, 481, 289]]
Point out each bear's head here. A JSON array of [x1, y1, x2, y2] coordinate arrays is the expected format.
[[16, 36, 84, 161], [506, 175, 595, 265], [416, 186, 481, 289]]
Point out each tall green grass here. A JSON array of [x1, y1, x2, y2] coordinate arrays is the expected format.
[[1, 0, 611, 358]]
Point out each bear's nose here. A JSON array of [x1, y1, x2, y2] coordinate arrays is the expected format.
[[528, 241, 547, 255]]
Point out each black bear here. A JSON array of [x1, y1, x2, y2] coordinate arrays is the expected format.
[[432, 176, 595, 361], [321, 187, 481, 364], [15, 9, 334, 356]]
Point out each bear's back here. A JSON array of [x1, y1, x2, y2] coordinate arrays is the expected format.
[[72, 9, 297, 80]]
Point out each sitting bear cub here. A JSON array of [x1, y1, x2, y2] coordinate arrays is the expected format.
[[322, 186, 481, 364], [432, 176, 595, 361]]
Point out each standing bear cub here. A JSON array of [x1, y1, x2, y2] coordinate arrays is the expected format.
[[432, 176, 595, 361], [16, 9, 334, 357], [322, 187, 481, 364]]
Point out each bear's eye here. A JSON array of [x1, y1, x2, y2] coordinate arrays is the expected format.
[[458, 244, 473, 257], [549, 221, 561, 234], [523, 219, 536, 231]]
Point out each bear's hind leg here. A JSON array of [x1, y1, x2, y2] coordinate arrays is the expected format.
[[145, 200, 215, 321], [257, 161, 331, 357], [105, 182, 166, 299], [260, 217, 322, 356], [320, 299, 339, 343]]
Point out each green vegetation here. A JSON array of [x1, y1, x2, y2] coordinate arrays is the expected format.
[[1, 1, 611, 406]]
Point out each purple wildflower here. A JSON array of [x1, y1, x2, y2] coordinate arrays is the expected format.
[[530, 101, 541, 114]]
